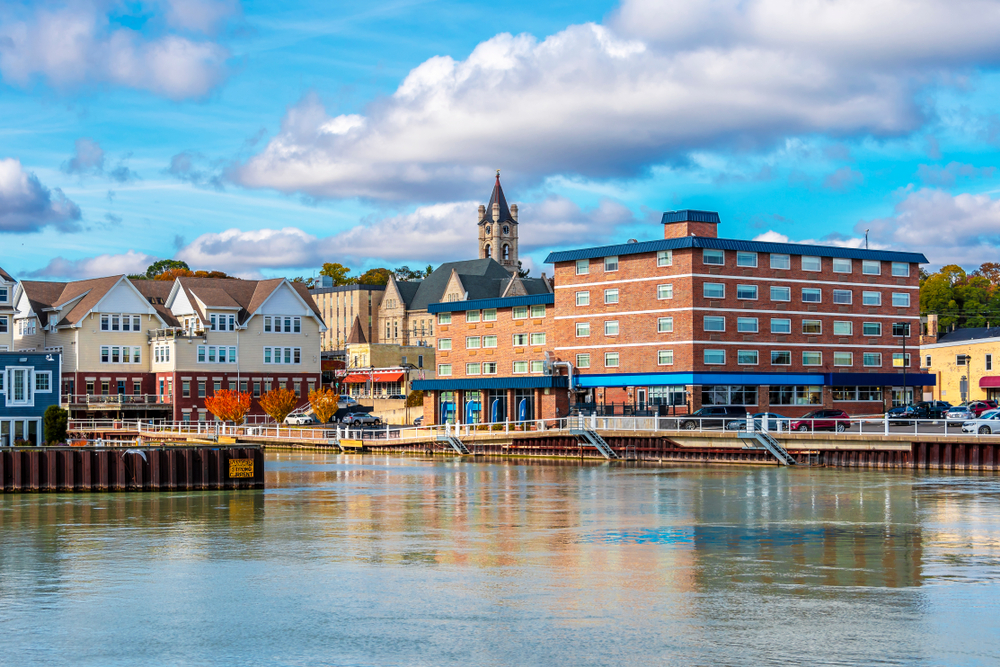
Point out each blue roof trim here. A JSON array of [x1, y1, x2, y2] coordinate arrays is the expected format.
[[427, 293, 553, 313], [544, 236, 928, 264], [412, 376, 567, 391], [661, 210, 720, 224], [575, 371, 935, 388]]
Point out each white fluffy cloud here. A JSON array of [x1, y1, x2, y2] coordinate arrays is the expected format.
[[233, 0, 1000, 201], [752, 229, 874, 249], [0, 157, 82, 233], [27, 250, 157, 279], [0, 1, 233, 100]]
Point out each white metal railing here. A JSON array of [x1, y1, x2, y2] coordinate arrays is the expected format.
[[65, 394, 172, 406]]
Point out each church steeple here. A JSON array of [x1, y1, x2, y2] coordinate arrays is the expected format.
[[478, 170, 519, 273]]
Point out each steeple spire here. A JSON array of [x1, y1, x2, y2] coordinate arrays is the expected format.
[[477, 171, 519, 273]]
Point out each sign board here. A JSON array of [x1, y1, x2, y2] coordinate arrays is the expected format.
[[339, 439, 364, 449], [229, 458, 254, 478]]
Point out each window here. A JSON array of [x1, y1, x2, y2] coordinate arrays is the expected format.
[[264, 317, 273, 333], [957, 355, 968, 366], [482, 309, 497, 322], [483, 335, 498, 348], [802, 320, 822, 334], [862, 291, 881, 306], [736, 284, 757, 300], [513, 361, 529, 374], [771, 318, 791, 334], [988, 354, 994, 371], [891, 262, 909, 277], [466, 363, 481, 375], [576, 353, 591, 368], [704, 349, 725, 365], [833, 321, 853, 336], [801, 288, 821, 303], [657, 284, 673, 300], [530, 360, 545, 373], [862, 260, 881, 275], [576, 322, 590, 337], [604, 256, 618, 272], [736, 251, 757, 267], [770, 286, 790, 301], [604, 321, 619, 336], [703, 249, 724, 265], [892, 353, 911, 367], [770, 254, 790, 270], [438, 338, 452, 350], [833, 289, 852, 305], [802, 351, 822, 365], [576, 259, 589, 275], [604, 289, 619, 304], [892, 293, 910, 308], [483, 362, 497, 375], [657, 250, 673, 267], [703, 316, 725, 332], [863, 353, 882, 367], [701, 385, 757, 406], [512, 306, 528, 319], [833, 386, 882, 401], [198, 381, 206, 398], [737, 317, 758, 333], [34, 372, 51, 392], [657, 317, 673, 333], [833, 258, 852, 273], [738, 350, 758, 365], [863, 322, 882, 336], [576, 291, 589, 306], [466, 310, 480, 323], [0, 316, 6, 334], [834, 352, 853, 366], [0, 286, 6, 303], [769, 385, 822, 406], [771, 350, 791, 365], [658, 350, 674, 365], [604, 352, 619, 367], [801, 256, 821, 272], [262, 347, 301, 364], [530, 304, 546, 318], [111, 315, 120, 332], [512, 333, 528, 346], [892, 322, 910, 337], [133, 316, 141, 331], [703, 283, 725, 299], [925, 355, 931, 368], [438, 313, 452, 325], [466, 336, 481, 349], [530, 332, 546, 345], [438, 364, 452, 376]]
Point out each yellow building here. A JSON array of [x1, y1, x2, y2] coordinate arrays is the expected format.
[[342, 316, 434, 397], [920, 314, 1000, 403]]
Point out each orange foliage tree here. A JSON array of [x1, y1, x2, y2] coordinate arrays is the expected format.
[[204, 390, 252, 425], [259, 388, 299, 424], [308, 387, 340, 424]]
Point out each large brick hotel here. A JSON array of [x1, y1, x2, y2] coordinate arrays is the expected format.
[[415, 200, 934, 422]]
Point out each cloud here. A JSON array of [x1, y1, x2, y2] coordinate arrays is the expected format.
[[752, 229, 874, 249], [167, 151, 224, 189], [62, 138, 138, 182], [0, 2, 231, 100], [859, 188, 1000, 268], [916, 162, 996, 187], [26, 250, 157, 279], [823, 166, 864, 192], [233, 0, 1000, 201], [0, 157, 82, 233], [175, 195, 635, 275], [159, 0, 241, 34]]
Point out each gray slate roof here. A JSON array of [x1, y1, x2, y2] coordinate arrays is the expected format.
[[401, 258, 513, 311], [936, 326, 1000, 344]]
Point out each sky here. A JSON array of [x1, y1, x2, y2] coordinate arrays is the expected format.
[[3, 0, 1000, 282]]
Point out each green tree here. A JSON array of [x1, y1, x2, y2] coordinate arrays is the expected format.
[[516, 260, 529, 278], [145, 259, 190, 279], [357, 267, 392, 285], [319, 262, 353, 285], [394, 265, 425, 281], [43, 405, 68, 445]]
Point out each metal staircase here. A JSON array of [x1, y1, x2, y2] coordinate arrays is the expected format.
[[437, 435, 471, 455], [571, 428, 620, 460], [737, 430, 798, 465]]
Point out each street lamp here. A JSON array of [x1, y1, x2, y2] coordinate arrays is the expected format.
[[893, 321, 910, 406], [959, 354, 973, 403]]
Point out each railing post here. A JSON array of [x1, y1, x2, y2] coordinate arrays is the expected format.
[[884, 414, 889, 436]]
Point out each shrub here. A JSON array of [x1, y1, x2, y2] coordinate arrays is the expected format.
[[43, 405, 68, 445]]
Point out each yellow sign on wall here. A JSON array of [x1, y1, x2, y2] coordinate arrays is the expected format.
[[229, 458, 254, 478]]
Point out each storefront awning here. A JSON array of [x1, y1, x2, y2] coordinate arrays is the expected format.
[[980, 376, 1000, 388], [343, 371, 405, 384]]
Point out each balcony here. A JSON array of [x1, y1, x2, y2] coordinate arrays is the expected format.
[[64, 394, 173, 410], [147, 327, 205, 342]]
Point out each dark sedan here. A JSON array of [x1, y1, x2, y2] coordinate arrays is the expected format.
[[789, 409, 850, 432]]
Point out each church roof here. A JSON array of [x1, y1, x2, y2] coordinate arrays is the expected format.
[[399, 258, 514, 311], [480, 171, 514, 224], [346, 315, 367, 344]]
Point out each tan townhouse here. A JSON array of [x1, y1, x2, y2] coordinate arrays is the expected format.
[[0, 266, 15, 351]]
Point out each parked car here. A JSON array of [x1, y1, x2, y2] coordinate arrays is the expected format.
[[413, 416, 423, 427], [886, 405, 916, 425], [341, 412, 381, 427], [284, 414, 316, 425], [911, 401, 951, 420], [968, 401, 994, 417], [678, 406, 748, 430], [789, 409, 850, 432], [386, 394, 407, 400], [946, 405, 975, 424], [338, 397, 360, 408], [726, 412, 791, 431], [962, 409, 1000, 434]]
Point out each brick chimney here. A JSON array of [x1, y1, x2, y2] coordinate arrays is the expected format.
[[661, 210, 720, 239], [921, 313, 939, 345]]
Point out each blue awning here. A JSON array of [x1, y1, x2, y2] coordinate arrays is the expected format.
[[413, 376, 567, 391]]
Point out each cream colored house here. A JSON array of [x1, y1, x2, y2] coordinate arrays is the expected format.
[[921, 314, 1000, 404], [0, 266, 15, 351]]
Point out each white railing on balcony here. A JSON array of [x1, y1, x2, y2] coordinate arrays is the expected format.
[[65, 394, 172, 406]]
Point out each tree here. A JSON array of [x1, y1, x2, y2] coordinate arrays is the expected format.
[[320, 262, 353, 285], [357, 267, 392, 285], [259, 388, 299, 424], [308, 387, 340, 424], [145, 259, 190, 279], [406, 390, 424, 408], [205, 390, 252, 425], [516, 260, 529, 278], [291, 276, 315, 288], [153, 268, 233, 281], [43, 405, 68, 445], [424, 264, 434, 277]]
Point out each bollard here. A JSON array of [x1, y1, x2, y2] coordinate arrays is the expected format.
[[884, 415, 889, 435]]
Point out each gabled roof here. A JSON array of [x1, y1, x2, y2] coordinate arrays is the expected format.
[[401, 258, 514, 311], [0, 266, 14, 283], [479, 172, 514, 225], [170, 277, 323, 326], [346, 315, 367, 344], [132, 280, 180, 327], [19, 275, 123, 327]]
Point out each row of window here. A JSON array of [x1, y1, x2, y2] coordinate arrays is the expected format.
[[153, 344, 171, 363], [18, 318, 36, 336], [575, 251, 674, 275], [438, 333, 547, 350], [262, 316, 301, 334], [570, 350, 910, 368], [100, 314, 143, 332], [0, 368, 52, 405], [436, 304, 547, 325], [263, 346, 302, 365], [699, 283, 912, 306], [179, 378, 315, 399], [572, 317, 907, 337], [700, 385, 885, 406], [211, 314, 238, 331], [701, 250, 910, 276], [438, 360, 546, 376], [100, 346, 142, 364], [197, 345, 238, 363]]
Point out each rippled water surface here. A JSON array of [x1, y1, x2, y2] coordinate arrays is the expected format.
[[2, 453, 1000, 666]]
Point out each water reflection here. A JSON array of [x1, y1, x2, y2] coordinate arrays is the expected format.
[[0, 453, 998, 666]]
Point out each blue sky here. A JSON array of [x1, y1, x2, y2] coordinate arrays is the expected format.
[[3, 0, 1000, 281]]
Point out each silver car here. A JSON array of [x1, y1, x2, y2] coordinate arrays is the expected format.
[[947, 406, 974, 424], [341, 412, 381, 427], [962, 409, 1000, 434]]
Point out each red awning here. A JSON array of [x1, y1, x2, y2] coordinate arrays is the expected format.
[[343, 371, 405, 384], [980, 376, 1000, 388]]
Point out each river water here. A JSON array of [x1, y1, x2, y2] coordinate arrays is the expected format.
[[1, 453, 999, 666]]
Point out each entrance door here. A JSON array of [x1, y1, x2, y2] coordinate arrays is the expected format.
[[636, 389, 647, 411]]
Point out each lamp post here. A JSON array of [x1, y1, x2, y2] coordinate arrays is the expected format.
[[895, 321, 910, 407], [959, 354, 972, 403]]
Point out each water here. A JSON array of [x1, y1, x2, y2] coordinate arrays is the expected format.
[[1, 454, 1000, 666]]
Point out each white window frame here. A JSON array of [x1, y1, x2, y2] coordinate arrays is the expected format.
[[576, 353, 591, 369], [703, 283, 725, 299], [802, 351, 823, 366], [657, 250, 673, 267], [801, 256, 821, 272], [862, 291, 881, 306], [703, 316, 725, 332], [833, 258, 852, 274], [771, 318, 791, 334], [604, 352, 619, 368], [576, 259, 589, 275], [703, 249, 725, 265], [770, 254, 791, 270], [863, 322, 882, 336], [466, 336, 481, 349], [438, 338, 452, 350], [703, 349, 726, 365], [737, 317, 758, 333], [438, 364, 452, 376], [529, 304, 546, 318], [833, 289, 852, 305], [657, 350, 674, 366], [576, 291, 589, 307], [34, 371, 52, 393], [604, 289, 619, 305], [657, 317, 673, 333], [801, 288, 822, 303], [737, 350, 759, 365], [604, 256, 619, 272], [770, 286, 790, 302], [863, 353, 882, 367], [657, 284, 673, 300], [736, 284, 758, 300], [771, 350, 791, 366], [833, 321, 853, 336], [512, 361, 529, 374], [833, 352, 854, 367], [862, 260, 881, 275], [892, 293, 910, 308], [891, 262, 910, 277], [736, 251, 757, 267], [802, 320, 822, 335], [512, 333, 528, 346], [512, 306, 528, 319], [604, 321, 619, 336], [576, 322, 591, 337]]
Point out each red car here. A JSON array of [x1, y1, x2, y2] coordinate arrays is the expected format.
[[789, 409, 851, 432], [968, 401, 994, 417]]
